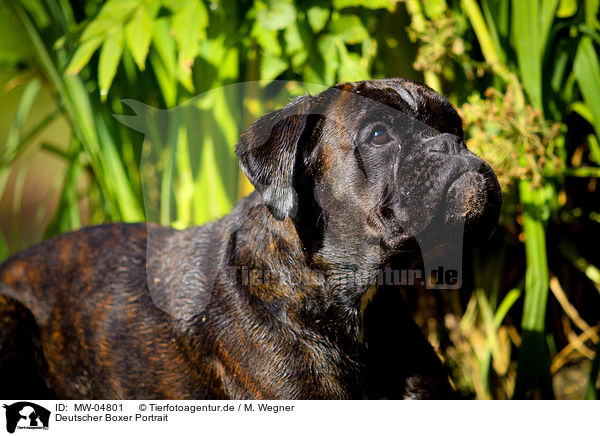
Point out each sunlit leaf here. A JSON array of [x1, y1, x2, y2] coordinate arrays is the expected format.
[[337, 45, 368, 81], [557, 0, 577, 17], [317, 35, 340, 84], [329, 15, 369, 45], [253, 23, 282, 55], [150, 18, 177, 107], [98, 29, 124, 100], [21, 0, 50, 29], [307, 7, 329, 33], [65, 37, 103, 75], [256, 1, 296, 31], [332, 0, 396, 11], [260, 53, 288, 80], [423, 0, 447, 19], [80, 0, 138, 41], [574, 37, 600, 139], [585, 0, 600, 29], [511, 0, 559, 109], [125, 5, 155, 70], [284, 21, 303, 55], [171, 0, 209, 71]]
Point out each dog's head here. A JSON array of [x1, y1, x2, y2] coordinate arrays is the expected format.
[[236, 79, 501, 268]]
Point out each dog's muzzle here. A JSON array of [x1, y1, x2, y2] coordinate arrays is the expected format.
[[445, 162, 501, 242], [422, 133, 502, 244]]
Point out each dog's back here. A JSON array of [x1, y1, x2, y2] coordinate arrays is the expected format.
[[0, 223, 224, 399]]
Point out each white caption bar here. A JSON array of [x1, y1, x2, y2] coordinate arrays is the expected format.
[[0, 400, 595, 436]]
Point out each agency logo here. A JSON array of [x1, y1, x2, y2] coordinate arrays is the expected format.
[[2, 402, 50, 434]]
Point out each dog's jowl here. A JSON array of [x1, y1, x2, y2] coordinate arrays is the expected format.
[[0, 79, 501, 399]]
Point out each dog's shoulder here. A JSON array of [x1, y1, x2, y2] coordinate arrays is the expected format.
[[0, 223, 160, 319]]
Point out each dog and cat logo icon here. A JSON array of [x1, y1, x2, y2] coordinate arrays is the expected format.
[[3, 402, 50, 433]]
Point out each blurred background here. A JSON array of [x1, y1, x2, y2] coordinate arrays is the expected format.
[[0, 0, 599, 399]]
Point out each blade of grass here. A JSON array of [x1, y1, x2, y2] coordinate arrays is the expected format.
[[404, 0, 441, 91], [94, 112, 144, 221], [9, 142, 41, 250], [564, 167, 600, 177], [514, 180, 554, 399], [160, 113, 179, 226], [574, 37, 600, 141], [30, 151, 73, 245], [150, 18, 177, 108], [173, 124, 194, 228], [43, 138, 86, 237], [13, 0, 144, 222], [0, 108, 60, 167], [511, 0, 559, 110], [478, 287, 522, 399], [0, 230, 8, 261], [0, 79, 42, 194], [557, 239, 600, 291], [4, 79, 41, 152], [462, 0, 507, 78]]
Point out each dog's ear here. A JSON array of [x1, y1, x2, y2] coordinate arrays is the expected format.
[[236, 96, 313, 220]]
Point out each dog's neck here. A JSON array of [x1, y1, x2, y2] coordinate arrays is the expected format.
[[225, 192, 381, 349]]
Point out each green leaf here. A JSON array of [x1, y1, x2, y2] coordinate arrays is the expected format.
[[574, 37, 600, 140], [557, 239, 600, 286], [329, 15, 369, 45], [256, 2, 296, 31], [511, 0, 559, 109], [0, 79, 42, 199], [95, 112, 144, 221], [307, 7, 329, 33], [177, 60, 195, 93], [171, 0, 209, 70], [480, 0, 508, 65], [317, 35, 340, 84], [260, 53, 288, 80], [21, 0, 50, 29], [150, 18, 177, 107], [4, 79, 42, 154], [253, 23, 282, 55], [284, 21, 303, 55], [0, 229, 8, 261], [588, 134, 600, 165], [337, 44, 369, 82], [585, 0, 600, 29], [125, 6, 155, 70], [514, 180, 554, 399], [423, 0, 447, 19], [332, 0, 396, 11], [98, 29, 124, 100], [571, 101, 594, 125], [557, 0, 577, 17], [80, 0, 138, 42], [65, 36, 103, 75]]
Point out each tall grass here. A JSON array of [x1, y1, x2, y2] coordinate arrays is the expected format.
[[406, 0, 600, 398]]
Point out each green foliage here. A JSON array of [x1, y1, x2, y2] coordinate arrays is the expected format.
[[2, 0, 398, 241], [409, 0, 600, 399]]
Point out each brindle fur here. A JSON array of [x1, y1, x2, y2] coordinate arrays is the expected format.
[[0, 79, 500, 399]]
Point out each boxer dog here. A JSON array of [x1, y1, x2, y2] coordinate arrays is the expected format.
[[0, 79, 501, 399]]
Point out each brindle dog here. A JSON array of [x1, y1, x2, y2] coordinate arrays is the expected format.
[[0, 79, 501, 399]]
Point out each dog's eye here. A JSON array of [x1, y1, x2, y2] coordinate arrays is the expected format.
[[368, 126, 391, 146]]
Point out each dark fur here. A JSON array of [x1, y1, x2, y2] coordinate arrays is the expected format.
[[0, 79, 500, 399]]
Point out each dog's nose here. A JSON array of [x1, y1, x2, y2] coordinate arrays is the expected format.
[[426, 133, 465, 155]]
